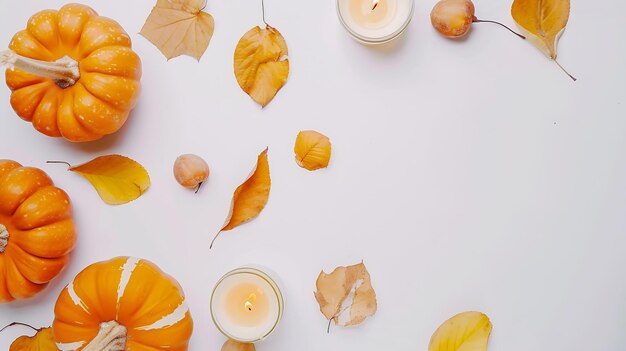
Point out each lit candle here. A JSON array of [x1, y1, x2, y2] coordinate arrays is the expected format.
[[211, 267, 284, 342], [337, 0, 414, 44]]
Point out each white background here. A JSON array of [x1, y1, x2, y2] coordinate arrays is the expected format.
[[1, 0, 625, 350]]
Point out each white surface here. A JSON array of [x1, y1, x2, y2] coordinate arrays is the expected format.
[[0, 0, 625, 350]]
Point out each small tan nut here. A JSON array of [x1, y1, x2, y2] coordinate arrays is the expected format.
[[173, 154, 209, 192]]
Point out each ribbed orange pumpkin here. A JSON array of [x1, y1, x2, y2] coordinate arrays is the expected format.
[[0, 159, 76, 303], [53, 257, 193, 351], [2, 3, 142, 142]]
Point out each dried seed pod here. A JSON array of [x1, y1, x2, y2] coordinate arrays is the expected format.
[[173, 154, 209, 193]]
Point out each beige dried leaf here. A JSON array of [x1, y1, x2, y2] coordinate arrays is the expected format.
[[140, 0, 215, 61], [234, 25, 289, 107], [294, 130, 332, 171], [314, 262, 377, 328], [221, 339, 255, 351]]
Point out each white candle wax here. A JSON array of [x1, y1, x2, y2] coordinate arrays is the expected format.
[[211, 267, 284, 342], [337, 0, 414, 44]]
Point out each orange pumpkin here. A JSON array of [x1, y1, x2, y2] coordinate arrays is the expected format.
[[0, 159, 76, 303], [2, 3, 142, 142], [53, 257, 194, 351]]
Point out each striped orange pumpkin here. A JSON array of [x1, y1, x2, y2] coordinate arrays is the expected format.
[[53, 257, 193, 351]]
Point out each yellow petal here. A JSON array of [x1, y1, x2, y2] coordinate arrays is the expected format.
[[140, 0, 215, 61], [429, 311, 492, 351], [294, 130, 332, 171], [211, 148, 271, 248], [221, 339, 255, 351], [511, 0, 570, 59], [234, 26, 289, 107], [10, 327, 59, 351], [314, 262, 377, 327], [69, 155, 151, 205]]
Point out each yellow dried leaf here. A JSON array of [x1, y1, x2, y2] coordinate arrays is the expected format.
[[67, 155, 150, 205], [9, 327, 58, 351], [511, 0, 576, 80], [221, 339, 255, 351], [234, 25, 289, 107], [314, 262, 377, 328], [429, 312, 492, 351], [294, 131, 332, 171], [211, 148, 271, 248], [140, 0, 215, 61]]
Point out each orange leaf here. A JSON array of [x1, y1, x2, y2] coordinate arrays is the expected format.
[[511, 0, 576, 80], [211, 148, 271, 248], [54, 155, 151, 205], [140, 0, 215, 61], [234, 26, 289, 107], [314, 262, 377, 328], [294, 130, 332, 171], [8, 327, 58, 351], [429, 312, 492, 351], [221, 339, 255, 351]]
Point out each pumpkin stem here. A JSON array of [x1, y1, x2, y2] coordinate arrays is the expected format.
[[0, 50, 80, 89], [82, 321, 127, 351], [0, 224, 8, 254]]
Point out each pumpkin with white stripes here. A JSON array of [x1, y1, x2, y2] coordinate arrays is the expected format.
[[52, 257, 193, 351]]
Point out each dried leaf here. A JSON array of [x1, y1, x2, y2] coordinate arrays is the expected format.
[[234, 25, 289, 107], [294, 130, 332, 171], [429, 312, 492, 351], [66, 155, 150, 205], [314, 262, 377, 328], [211, 148, 271, 248], [511, 0, 576, 80], [9, 328, 58, 351], [140, 0, 215, 61], [221, 340, 255, 351]]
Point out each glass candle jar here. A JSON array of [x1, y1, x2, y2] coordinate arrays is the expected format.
[[337, 0, 415, 44], [210, 266, 284, 342]]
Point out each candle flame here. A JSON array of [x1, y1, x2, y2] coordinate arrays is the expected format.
[[371, 0, 380, 10], [244, 293, 257, 312]]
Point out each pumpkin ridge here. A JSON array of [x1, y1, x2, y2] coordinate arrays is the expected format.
[[25, 11, 63, 56], [10, 82, 52, 122]]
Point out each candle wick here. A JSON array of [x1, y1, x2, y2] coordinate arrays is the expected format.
[[371, 0, 379, 11]]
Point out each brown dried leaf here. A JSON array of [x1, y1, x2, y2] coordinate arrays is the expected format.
[[314, 262, 377, 328], [294, 131, 332, 171], [211, 148, 271, 248], [140, 0, 215, 61], [9, 327, 58, 351], [234, 25, 289, 107], [221, 339, 255, 351]]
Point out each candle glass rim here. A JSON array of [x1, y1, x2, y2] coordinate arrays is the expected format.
[[210, 266, 284, 343], [336, 0, 415, 44]]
